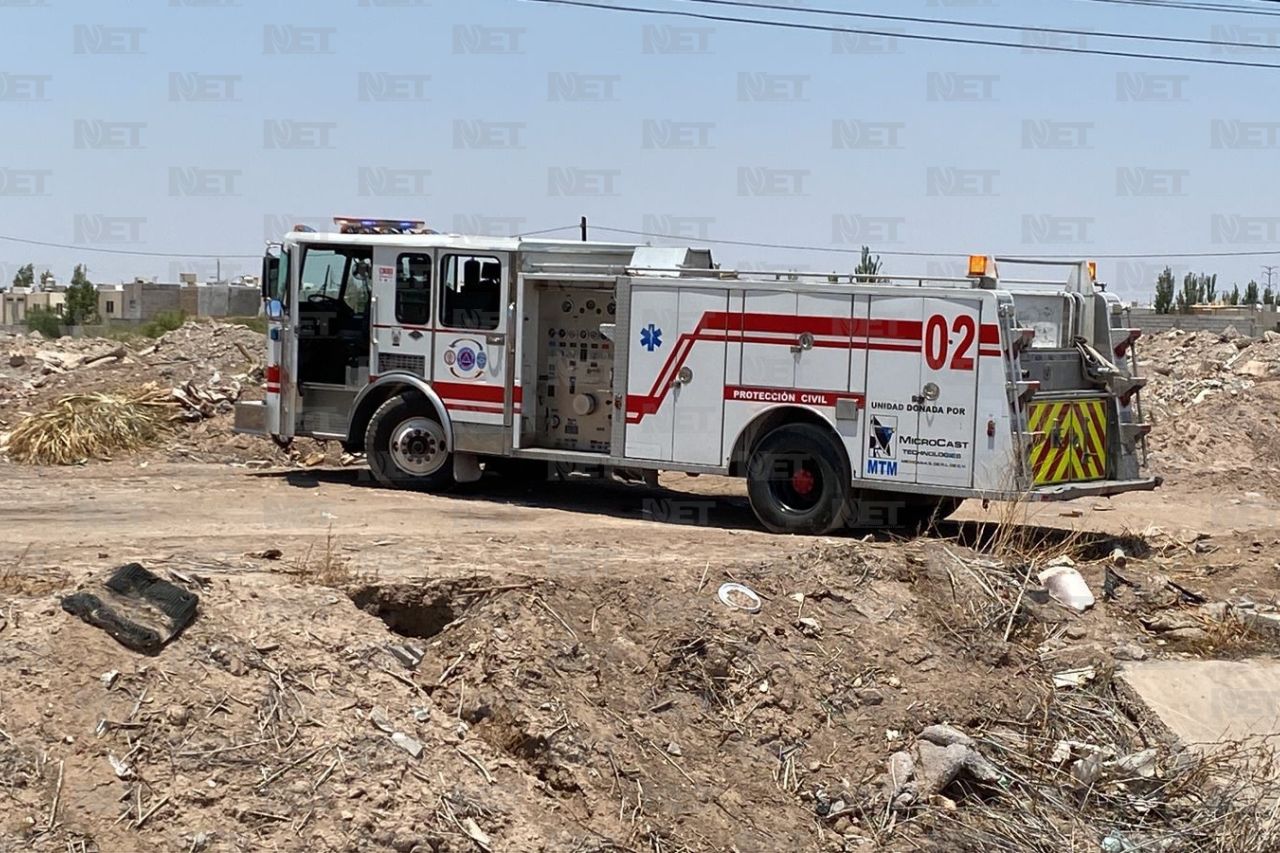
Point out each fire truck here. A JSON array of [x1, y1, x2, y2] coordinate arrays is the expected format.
[[234, 217, 1157, 534]]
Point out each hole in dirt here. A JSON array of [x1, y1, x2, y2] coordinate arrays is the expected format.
[[348, 583, 461, 640]]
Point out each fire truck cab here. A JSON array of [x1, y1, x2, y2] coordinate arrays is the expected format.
[[235, 219, 1157, 534]]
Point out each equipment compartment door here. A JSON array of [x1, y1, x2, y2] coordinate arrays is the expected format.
[[670, 288, 728, 466], [913, 297, 981, 488], [862, 295, 922, 484], [624, 284, 679, 461]]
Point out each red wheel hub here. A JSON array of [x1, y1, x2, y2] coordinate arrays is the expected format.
[[791, 468, 816, 496]]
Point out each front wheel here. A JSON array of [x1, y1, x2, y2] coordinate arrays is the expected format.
[[746, 423, 851, 535], [364, 393, 455, 491]]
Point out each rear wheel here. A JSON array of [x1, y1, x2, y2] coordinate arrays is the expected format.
[[746, 423, 851, 535], [365, 393, 455, 490]]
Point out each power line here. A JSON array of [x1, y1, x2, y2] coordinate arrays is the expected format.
[[520, 0, 1280, 68], [673, 0, 1280, 51], [1073, 0, 1280, 17], [0, 234, 260, 259], [587, 225, 1280, 260]]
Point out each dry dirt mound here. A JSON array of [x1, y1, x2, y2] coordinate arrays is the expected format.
[[1137, 327, 1280, 490], [1, 533, 1271, 852]]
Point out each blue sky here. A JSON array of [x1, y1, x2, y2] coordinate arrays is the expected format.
[[2, 0, 1279, 300]]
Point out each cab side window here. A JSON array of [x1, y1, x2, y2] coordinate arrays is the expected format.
[[440, 254, 501, 330], [395, 253, 432, 325]]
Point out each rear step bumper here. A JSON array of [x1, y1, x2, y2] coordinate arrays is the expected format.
[[1029, 476, 1161, 501]]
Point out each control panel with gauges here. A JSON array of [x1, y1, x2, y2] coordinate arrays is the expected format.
[[534, 284, 617, 452]]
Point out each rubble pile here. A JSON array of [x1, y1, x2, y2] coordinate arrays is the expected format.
[[0, 321, 335, 466], [1137, 326, 1280, 484]]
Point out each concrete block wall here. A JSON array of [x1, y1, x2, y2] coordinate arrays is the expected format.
[[1128, 308, 1280, 338]]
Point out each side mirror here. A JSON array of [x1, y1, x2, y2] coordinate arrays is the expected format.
[[262, 254, 279, 300], [266, 299, 284, 321]]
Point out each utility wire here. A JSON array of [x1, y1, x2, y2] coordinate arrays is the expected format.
[[521, 0, 1280, 68], [0, 233, 260, 259], [0, 225, 586, 257], [1073, 0, 1280, 17], [673, 0, 1280, 50], [587, 225, 1280, 260]]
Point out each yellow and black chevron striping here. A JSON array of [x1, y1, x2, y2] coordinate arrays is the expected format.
[[1027, 398, 1109, 485]]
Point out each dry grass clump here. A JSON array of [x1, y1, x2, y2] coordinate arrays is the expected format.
[[7, 388, 172, 465], [287, 526, 357, 589], [918, 676, 1280, 852]]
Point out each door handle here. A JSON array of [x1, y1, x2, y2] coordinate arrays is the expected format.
[[486, 333, 504, 345]]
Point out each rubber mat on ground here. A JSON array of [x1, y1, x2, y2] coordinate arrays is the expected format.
[[61, 563, 199, 655]]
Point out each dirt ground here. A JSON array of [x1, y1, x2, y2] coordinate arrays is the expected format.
[[2, 322, 1280, 852]]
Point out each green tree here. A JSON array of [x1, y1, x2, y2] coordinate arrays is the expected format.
[[11, 263, 34, 289], [1153, 266, 1175, 313], [1228, 284, 1240, 306], [64, 263, 99, 326], [38, 269, 54, 288], [854, 246, 884, 282], [1244, 280, 1260, 305], [1203, 272, 1218, 304], [1265, 286, 1276, 306], [24, 307, 63, 338], [1177, 272, 1201, 313]]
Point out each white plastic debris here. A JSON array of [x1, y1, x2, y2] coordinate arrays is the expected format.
[[1038, 565, 1095, 612], [717, 582, 762, 613]]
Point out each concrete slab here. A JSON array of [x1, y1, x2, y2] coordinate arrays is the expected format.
[[1117, 659, 1280, 748]]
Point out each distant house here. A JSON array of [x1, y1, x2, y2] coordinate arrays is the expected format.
[[1, 287, 66, 325]]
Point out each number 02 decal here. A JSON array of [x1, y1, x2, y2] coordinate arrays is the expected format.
[[924, 313, 977, 371]]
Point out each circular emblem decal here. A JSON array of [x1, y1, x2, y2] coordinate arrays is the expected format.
[[443, 350, 456, 366], [475, 351, 487, 370], [457, 347, 476, 372]]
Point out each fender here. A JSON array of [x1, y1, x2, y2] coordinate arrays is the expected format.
[[347, 372, 454, 452]]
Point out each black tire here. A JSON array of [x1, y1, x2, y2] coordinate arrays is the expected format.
[[364, 393, 455, 491], [746, 423, 851, 535]]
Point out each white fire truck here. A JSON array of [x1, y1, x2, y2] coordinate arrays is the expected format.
[[235, 218, 1157, 534]]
